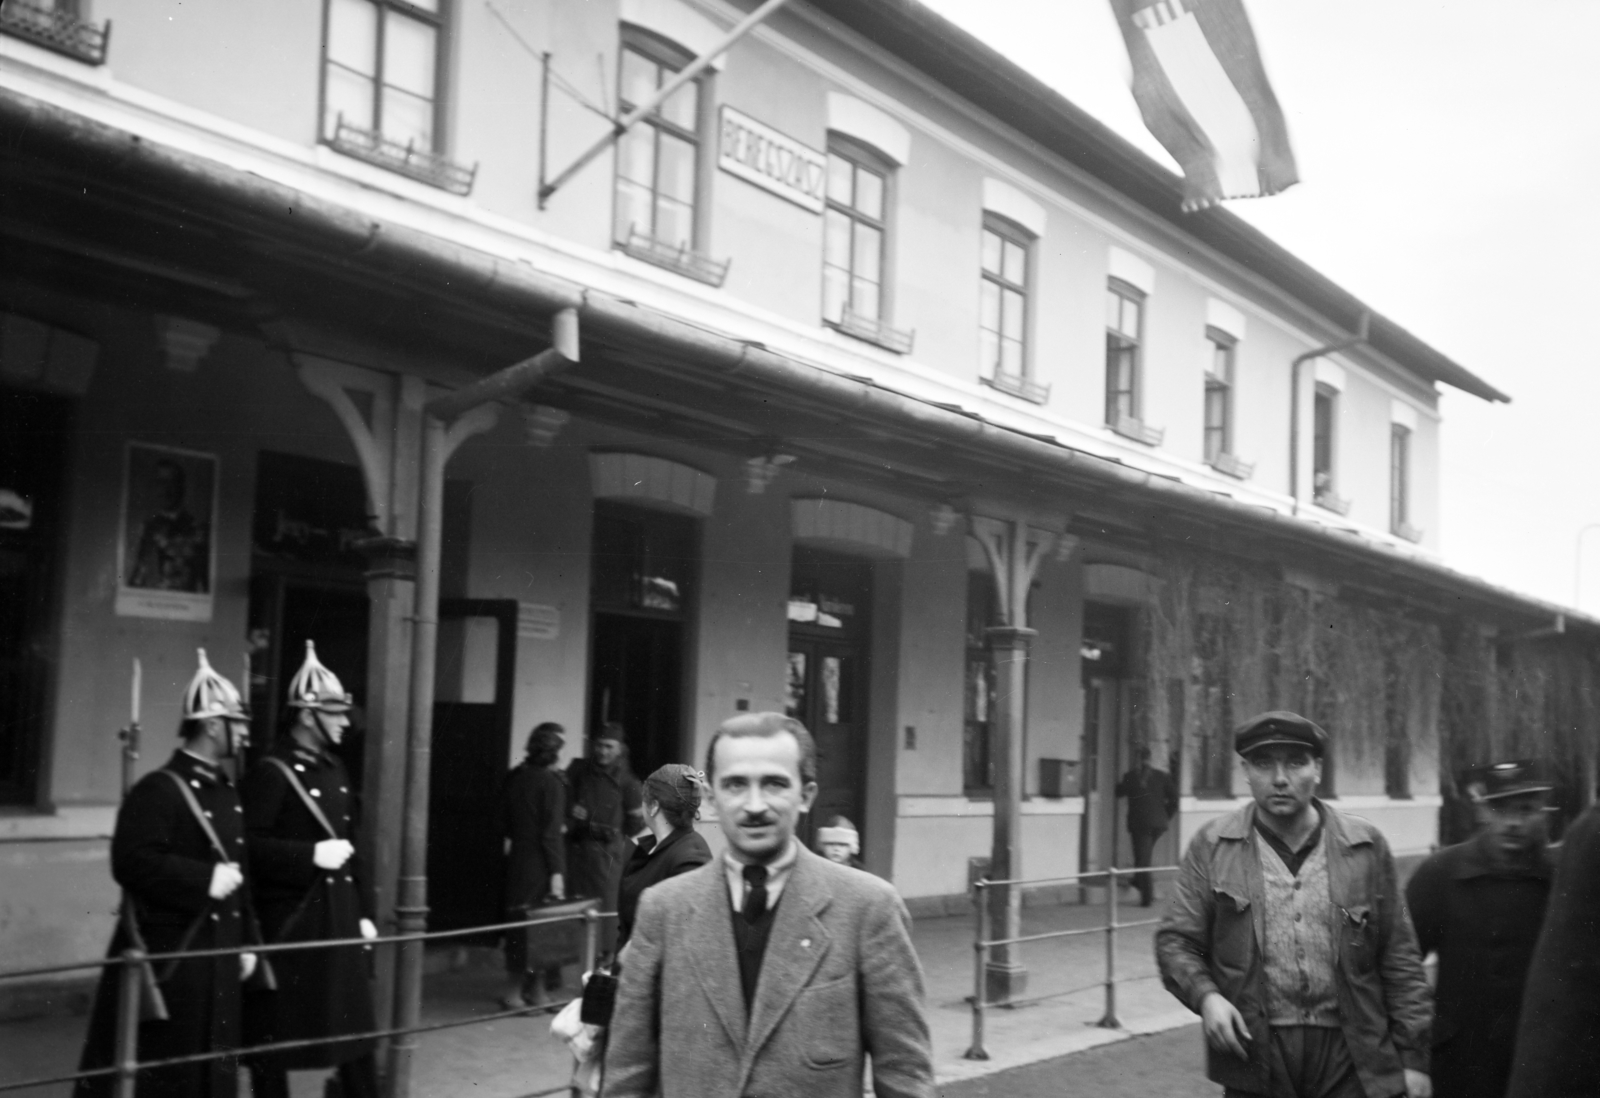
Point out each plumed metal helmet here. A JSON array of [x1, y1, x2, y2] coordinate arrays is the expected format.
[[286, 640, 352, 712], [183, 648, 248, 722]]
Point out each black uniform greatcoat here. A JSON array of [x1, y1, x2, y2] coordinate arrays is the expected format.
[[76, 750, 258, 1098], [615, 827, 713, 950], [1506, 806, 1600, 1098], [240, 739, 376, 1070], [1405, 831, 1552, 1098]]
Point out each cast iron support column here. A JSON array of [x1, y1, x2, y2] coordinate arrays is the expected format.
[[297, 360, 427, 1054], [386, 309, 579, 1098], [352, 533, 416, 1040], [983, 621, 1035, 1003], [970, 515, 1057, 1005]]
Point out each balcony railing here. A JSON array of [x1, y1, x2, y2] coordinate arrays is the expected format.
[[326, 117, 477, 196], [984, 369, 1050, 405], [1109, 412, 1164, 447], [616, 228, 730, 287], [827, 305, 915, 355], [1209, 451, 1255, 480], [0, 0, 110, 65], [1314, 487, 1352, 516]]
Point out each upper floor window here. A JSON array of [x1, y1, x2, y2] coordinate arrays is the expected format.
[[980, 217, 1044, 402], [820, 140, 912, 353], [1203, 329, 1234, 465], [612, 32, 726, 285], [1390, 423, 1414, 538], [0, 0, 109, 65], [1312, 383, 1348, 513], [1103, 280, 1160, 444], [322, 0, 473, 194]]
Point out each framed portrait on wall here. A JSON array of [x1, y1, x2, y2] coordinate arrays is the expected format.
[[115, 442, 218, 621]]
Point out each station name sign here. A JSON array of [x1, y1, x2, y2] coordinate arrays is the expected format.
[[718, 106, 826, 213]]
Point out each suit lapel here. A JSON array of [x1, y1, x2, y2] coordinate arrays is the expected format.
[[741, 849, 834, 1071], [686, 861, 746, 1052]]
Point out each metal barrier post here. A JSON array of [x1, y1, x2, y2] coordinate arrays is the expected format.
[[964, 880, 989, 1060], [1098, 867, 1119, 1028], [114, 950, 142, 1098], [581, 909, 599, 975]]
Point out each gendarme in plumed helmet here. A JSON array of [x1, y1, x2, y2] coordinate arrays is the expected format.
[[185, 647, 250, 723], [286, 640, 353, 713]]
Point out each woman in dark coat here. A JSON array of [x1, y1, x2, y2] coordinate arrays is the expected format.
[[499, 722, 567, 1008], [240, 643, 378, 1098], [1505, 803, 1600, 1097], [615, 764, 712, 952]]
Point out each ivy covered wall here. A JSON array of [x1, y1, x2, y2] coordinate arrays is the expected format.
[[1134, 548, 1599, 842]]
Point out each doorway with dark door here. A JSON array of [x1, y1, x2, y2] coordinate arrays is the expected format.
[[1080, 601, 1133, 884], [785, 547, 871, 851], [247, 452, 373, 780], [428, 598, 519, 932], [0, 387, 70, 807], [587, 500, 697, 781]]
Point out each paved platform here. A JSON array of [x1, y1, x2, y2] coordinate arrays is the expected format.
[[0, 886, 1196, 1096]]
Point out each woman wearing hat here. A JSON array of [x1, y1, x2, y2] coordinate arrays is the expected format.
[[499, 721, 569, 1008], [615, 764, 713, 952], [241, 642, 379, 1098]]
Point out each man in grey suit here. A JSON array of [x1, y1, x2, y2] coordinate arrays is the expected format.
[[603, 711, 935, 1098]]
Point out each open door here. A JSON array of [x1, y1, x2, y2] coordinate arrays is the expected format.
[[427, 598, 518, 932]]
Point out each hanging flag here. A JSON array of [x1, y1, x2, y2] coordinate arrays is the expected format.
[[1109, 0, 1298, 211]]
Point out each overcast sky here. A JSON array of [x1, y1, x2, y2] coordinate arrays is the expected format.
[[918, 0, 1600, 614]]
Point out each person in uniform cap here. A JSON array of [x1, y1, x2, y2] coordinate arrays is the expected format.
[[565, 722, 643, 958], [241, 641, 380, 1098], [1158, 710, 1433, 1098], [1114, 743, 1179, 906], [1505, 767, 1600, 1097], [1406, 760, 1552, 1098], [76, 650, 263, 1098], [604, 711, 934, 1098]]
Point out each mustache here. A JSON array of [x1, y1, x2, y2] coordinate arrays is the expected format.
[[737, 813, 778, 826]]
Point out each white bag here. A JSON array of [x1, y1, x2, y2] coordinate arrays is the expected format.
[[549, 994, 606, 1098]]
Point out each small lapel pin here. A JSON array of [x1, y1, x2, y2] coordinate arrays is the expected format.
[[801, 938, 811, 949]]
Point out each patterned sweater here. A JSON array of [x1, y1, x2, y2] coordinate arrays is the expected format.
[[1258, 831, 1340, 1026]]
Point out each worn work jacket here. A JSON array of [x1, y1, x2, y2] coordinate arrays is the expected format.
[[1155, 800, 1432, 1098]]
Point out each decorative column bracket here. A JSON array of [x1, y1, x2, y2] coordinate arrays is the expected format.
[[296, 356, 402, 538], [970, 515, 1057, 628]]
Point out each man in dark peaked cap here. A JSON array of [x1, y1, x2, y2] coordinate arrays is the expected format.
[[1407, 760, 1553, 1098], [1505, 764, 1600, 1098], [1158, 711, 1433, 1098]]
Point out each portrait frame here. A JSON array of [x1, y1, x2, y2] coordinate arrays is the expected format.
[[115, 441, 219, 621]]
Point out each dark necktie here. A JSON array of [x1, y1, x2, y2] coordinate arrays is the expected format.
[[742, 864, 769, 923]]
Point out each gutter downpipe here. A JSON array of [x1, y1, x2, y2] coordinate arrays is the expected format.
[[537, 0, 799, 207], [1288, 312, 1369, 516], [386, 309, 579, 1098]]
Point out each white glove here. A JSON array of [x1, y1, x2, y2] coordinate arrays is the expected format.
[[548, 873, 565, 901], [313, 839, 355, 870], [359, 918, 378, 940], [209, 862, 244, 900], [240, 952, 258, 981]]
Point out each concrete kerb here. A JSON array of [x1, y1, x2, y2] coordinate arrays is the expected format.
[[908, 892, 1203, 1086], [933, 1006, 1200, 1086]]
